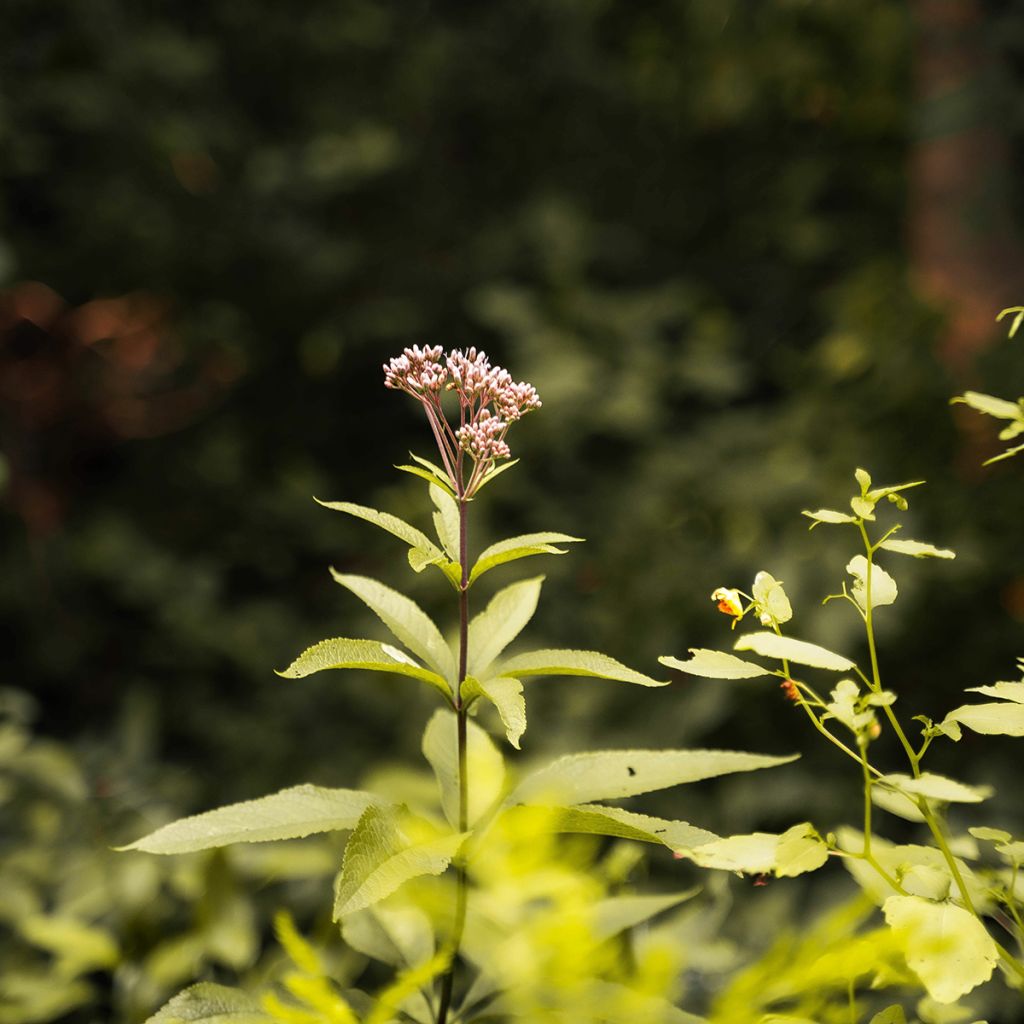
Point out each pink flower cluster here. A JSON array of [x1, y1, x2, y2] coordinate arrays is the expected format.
[[383, 345, 541, 496]]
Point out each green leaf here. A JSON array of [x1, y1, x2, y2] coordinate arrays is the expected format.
[[429, 484, 461, 562], [752, 571, 792, 625], [953, 391, 1022, 420], [855, 467, 872, 492], [866, 480, 925, 503], [877, 772, 993, 804], [462, 675, 526, 748], [882, 895, 998, 1004], [146, 983, 270, 1023], [659, 650, 770, 680], [847, 555, 898, 611], [341, 905, 435, 969], [497, 648, 667, 687], [277, 638, 450, 698], [409, 452, 453, 485], [467, 576, 543, 677], [775, 822, 830, 878], [942, 702, 1024, 738], [313, 500, 445, 572], [329, 573, 455, 682], [878, 538, 956, 559], [733, 632, 854, 672], [850, 496, 876, 520], [678, 833, 779, 874], [469, 532, 583, 585], [591, 890, 701, 941], [510, 749, 797, 806], [869, 1007, 907, 1024], [985, 441, 1024, 464], [395, 463, 456, 495], [120, 784, 384, 854], [333, 806, 467, 919], [19, 915, 119, 974], [518, 803, 718, 852], [422, 709, 505, 827], [473, 458, 519, 492], [965, 681, 1024, 703], [802, 508, 858, 527]]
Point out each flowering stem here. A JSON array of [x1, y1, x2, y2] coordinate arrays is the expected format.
[[436, 496, 470, 1024]]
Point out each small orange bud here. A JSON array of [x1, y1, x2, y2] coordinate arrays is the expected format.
[[780, 679, 800, 702]]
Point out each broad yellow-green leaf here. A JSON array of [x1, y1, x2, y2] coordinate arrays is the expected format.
[[752, 571, 792, 625], [679, 833, 779, 874], [847, 555, 897, 611], [659, 650, 770, 680], [277, 638, 450, 698], [851, 496, 876, 520], [882, 895, 998, 1004], [505, 803, 718, 851], [429, 483, 461, 562], [467, 576, 543, 677], [871, 784, 926, 823], [121, 785, 384, 854], [510, 749, 797, 806], [146, 983, 270, 1023], [329, 573, 455, 682], [878, 773, 992, 805], [953, 391, 1022, 420], [965, 681, 1024, 703], [775, 822, 829, 878], [19, 915, 119, 974], [422, 709, 505, 827], [333, 806, 467, 919], [462, 675, 526, 748], [802, 508, 858, 527], [497, 648, 667, 687], [313, 500, 445, 572], [878, 538, 956, 560], [591, 890, 700, 941], [469, 532, 583, 584], [733, 632, 854, 671], [942, 702, 1024, 738]]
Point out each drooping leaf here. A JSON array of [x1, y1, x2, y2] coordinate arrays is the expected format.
[[462, 675, 526, 748], [121, 785, 384, 854], [510, 749, 797, 806], [659, 650, 770, 680], [802, 508, 858, 528], [846, 556, 898, 611], [882, 895, 998, 1004], [429, 483, 461, 562], [877, 538, 955, 560], [965, 681, 1024, 703], [942, 702, 1024, 738], [733, 632, 854, 671], [313, 500, 445, 572], [422, 709, 505, 827], [329, 573, 455, 682], [277, 638, 450, 698], [497, 648, 667, 687], [591, 890, 700, 941], [333, 806, 467, 919], [469, 532, 583, 584], [146, 983, 270, 1023], [877, 772, 993, 805], [467, 576, 543, 677]]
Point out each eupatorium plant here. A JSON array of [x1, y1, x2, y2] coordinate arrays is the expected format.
[[125, 346, 797, 1024]]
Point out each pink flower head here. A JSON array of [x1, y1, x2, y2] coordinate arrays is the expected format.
[[383, 345, 447, 395]]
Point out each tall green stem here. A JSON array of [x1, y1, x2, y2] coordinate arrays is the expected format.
[[436, 497, 470, 1024]]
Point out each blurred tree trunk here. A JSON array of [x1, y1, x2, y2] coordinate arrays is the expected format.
[[909, 0, 1023, 372]]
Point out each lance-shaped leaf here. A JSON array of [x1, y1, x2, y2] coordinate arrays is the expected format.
[[965, 680, 1024, 703], [121, 784, 385, 854], [462, 675, 526, 748], [467, 576, 543, 677], [422, 709, 505, 827], [329, 573, 455, 682], [146, 983, 270, 1023], [941, 702, 1024, 738], [334, 806, 467, 919], [734, 632, 854, 672], [278, 638, 451, 698], [802, 508, 858, 528], [473, 458, 519, 492], [877, 538, 955, 560], [429, 483, 461, 562], [314, 500, 446, 574], [508, 803, 718, 852], [591, 890, 701, 941], [659, 650, 770, 680], [877, 772, 993, 805], [953, 390, 1022, 420], [469, 533, 584, 584], [396, 454, 457, 497], [496, 649, 667, 687], [509, 749, 798, 806], [882, 895, 998, 1004], [847, 555, 897, 611]]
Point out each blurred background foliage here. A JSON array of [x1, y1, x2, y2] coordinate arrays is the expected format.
[[3, 0, 1024, 1019]]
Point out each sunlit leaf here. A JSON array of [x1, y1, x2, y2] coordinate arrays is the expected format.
[[801, 508, 858, 527], [942, 702, 1024, 738], [329, 573, 455, 682], [462, 675, 526, 748], [659, 650, 770, 680], [877, 772, 992, 804], [678, 833, 779, 874], [313, 500, 445, 572], [965, 681, 1024, 703], [847, 555, 897, 611], [146, 983, 270, 1023], [733, 632, 854, 671], [952, 391, 1022, 420], [497, 648, 667, 687], [469, 532, 583, 584], [752, 571, 792, 625], [429, 484, 461, 562], [121, 785, 384, 854], [775, 822, 829, 877], [877, 538, 955, 559], [467, 576, 543, 677], [591, 890, 700, 941], [277, 638, 450, 698]]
